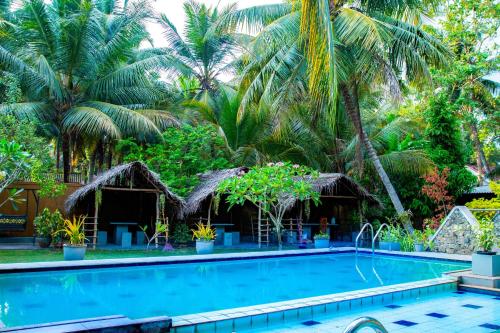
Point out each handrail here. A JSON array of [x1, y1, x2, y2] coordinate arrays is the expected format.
[[355, 223, 374, 254], [343, 317, 388, 333], [372, 223, 389, 250]]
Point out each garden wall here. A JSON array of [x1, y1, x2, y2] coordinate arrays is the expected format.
[[431, 206, 500, 255], [0, 182, 82, 238]]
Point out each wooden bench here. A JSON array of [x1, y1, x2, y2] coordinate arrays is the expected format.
[[0, 315, 172, 332], [0, 215, 27, 232]]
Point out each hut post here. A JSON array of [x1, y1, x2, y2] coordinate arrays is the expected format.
[[258, 203, 262, 249], [207, 195, 213, 227], [92, 195, 99, 249], [155, 192, 160, 249]]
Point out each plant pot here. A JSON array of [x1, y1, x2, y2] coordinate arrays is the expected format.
[[195, 240, 214, 255], [63, 244, 87, 261], [472, 252, 500, 277], [379, 241, 400, 251], [414, 243, 424, 252], [314, 238, 330, 249], [37, 237, 52, 248]]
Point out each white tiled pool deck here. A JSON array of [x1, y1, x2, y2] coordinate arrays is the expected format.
[[247, 291, 500, 333]]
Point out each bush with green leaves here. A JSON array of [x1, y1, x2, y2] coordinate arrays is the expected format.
[[217, 162, 321, 248], [33, 208, 65, 240], [171, 223, 191, 244], [476, 219, 498, 253], [117, 125, 233, 197]]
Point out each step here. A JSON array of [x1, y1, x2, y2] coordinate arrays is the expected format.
[[459, 284, 500, 296]]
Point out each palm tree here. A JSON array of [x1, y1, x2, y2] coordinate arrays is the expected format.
[[0, 0, 175, 181], [185, 86, 309, 166], [158, 0, 238, 97], [221, 1, 449, 231]]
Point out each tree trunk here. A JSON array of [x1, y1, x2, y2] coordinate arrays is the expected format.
[[470, 121, 490, 179], [55, 138, 61, 172], [88, 146, 97, 182], [339, 84, 413, 233], [61, 133, 71, 183]]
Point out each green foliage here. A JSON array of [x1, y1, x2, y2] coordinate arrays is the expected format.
[[117, 125, 233, 197], [313, 231, 329, 240], [191, 222, 216, 241], [380, 224, 403, 243], [0, 72, 21, 103], [33, 208, 64, 239], [60, 216, 86, 246], [466, 181, 500, 220], [0, 139, 32, 199], [476, 218, 498, 252], [172, 223, 191, 244], [217, 162, 320, 246]]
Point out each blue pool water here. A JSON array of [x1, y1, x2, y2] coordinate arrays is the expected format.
[[0, 253, 469, 327]]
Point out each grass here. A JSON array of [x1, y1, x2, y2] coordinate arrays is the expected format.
[[0, 245, 294, 264]]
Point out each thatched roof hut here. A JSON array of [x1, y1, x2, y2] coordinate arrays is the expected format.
[[184, 167, 248, 216], [309, 173, 380, 206], [184, 168, 379, 216], [65, 161, 184, 216]]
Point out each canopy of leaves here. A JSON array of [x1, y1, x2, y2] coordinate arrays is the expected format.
[[116, 125, 233, 197]]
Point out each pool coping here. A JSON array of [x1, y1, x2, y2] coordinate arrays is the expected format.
[[170, 276, 458, 332], [0, 247, 471, 274]]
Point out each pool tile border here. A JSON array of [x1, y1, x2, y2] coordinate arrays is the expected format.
[[170, 277, 458, 333], [0, 247, 471, 274]]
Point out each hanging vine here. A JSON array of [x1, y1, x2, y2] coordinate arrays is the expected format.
[[95, 189, 102, 209]]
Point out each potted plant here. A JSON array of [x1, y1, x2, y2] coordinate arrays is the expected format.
[[314, 231, 330, 248], [413, 230, 425, 252], [33, 208, 64, 248], [60, 216, 87, 260], [379, 225, 401, 251], [472, 219, 499, 277], [192, 222, 216, 254], [33, 208, 53, 248]]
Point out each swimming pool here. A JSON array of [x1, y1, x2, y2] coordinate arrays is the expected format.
[[0, 253, 469, 327]]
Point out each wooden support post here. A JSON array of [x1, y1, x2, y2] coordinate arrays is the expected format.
[[155, 192, 160, 249], [93, 196, 99, 250], [258, 203, 262, 249]]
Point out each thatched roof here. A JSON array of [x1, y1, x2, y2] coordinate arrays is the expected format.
[[307, 173, 380, 206], [184, 168, 380, 216], [184, 167, 248, 215], [65, 161, 185, 217]]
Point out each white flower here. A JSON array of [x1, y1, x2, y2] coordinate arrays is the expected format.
[[276, 162, 284, 167], [267, 162, 275, 166]]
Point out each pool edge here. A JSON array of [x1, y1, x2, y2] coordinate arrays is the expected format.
[[170, 277, 458, 333], [0, 248, 471, 274]]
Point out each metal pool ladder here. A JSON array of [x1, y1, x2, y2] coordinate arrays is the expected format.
[[355, 223, 374, 254], [343, 317, 388, 333], [372, 223, 389, 250]]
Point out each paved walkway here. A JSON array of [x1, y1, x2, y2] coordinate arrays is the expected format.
[[253, 291, 500, 333]]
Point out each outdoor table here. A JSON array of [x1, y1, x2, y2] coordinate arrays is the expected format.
[[110, 222, 138, 245], [212, 223, 233, 245]]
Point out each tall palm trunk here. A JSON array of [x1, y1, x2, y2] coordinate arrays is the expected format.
[[62, 132, 71, 183], [340, 83, 413, 232]]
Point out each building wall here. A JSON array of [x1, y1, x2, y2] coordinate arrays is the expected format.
[[0, 182, 82, 238]]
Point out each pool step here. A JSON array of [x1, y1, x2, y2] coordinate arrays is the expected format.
[[0, 315, 172, 333], [459, 284, 500, 296]]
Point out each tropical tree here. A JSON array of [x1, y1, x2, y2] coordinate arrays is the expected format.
[[158, 0, 238, 96], [221, 1, 450, 231], [0, 0, 175, 181]]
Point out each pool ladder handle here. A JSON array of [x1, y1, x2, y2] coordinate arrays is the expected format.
[[343, 317, 388, 333], [355, 223, 374, 254], [372, 223, 390, 251]]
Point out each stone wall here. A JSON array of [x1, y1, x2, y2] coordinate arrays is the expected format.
[[431, 206, 478, 255]]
